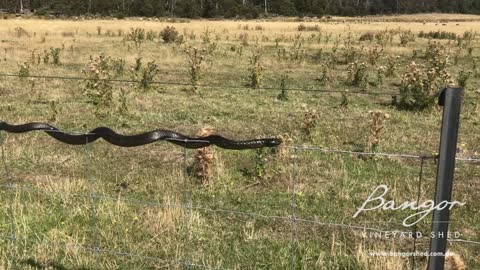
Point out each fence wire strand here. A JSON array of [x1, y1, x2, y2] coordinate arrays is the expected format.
[[4, 72, 479, 99]]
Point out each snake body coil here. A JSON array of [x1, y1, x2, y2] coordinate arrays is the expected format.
[[0, 122, 281, 149]]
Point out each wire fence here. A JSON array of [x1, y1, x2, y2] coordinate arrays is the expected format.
[[3, 72, 480, 100], [1, 127, 479, 269]]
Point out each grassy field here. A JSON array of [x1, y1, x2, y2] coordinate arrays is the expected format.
[[0, 14, 479, 269]]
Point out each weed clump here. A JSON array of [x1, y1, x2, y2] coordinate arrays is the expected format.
[[160, 26, 179, 43], [247, 46, 264, 89], [398, 62, 452, 110], [347, 61, 369, 91]]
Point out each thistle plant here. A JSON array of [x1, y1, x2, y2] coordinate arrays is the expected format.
[[201, 28, 211, 44], [186, 47, 205, 93], [43, 49, 50, 64], [133, 55, 142, 72], [247, 46, 264, 89], [138, 61, 159, 91], [376, 66, 386, 87], [83, 54, 115, 116], [146, 30, 156, 41], [49, 47, 61, 65], [18, 62, 30, 79], [347, 61, 369, 90], [399, 30, 415, 46], [277, 74, 289, 101], [49, 101, 58, 123], [117, 87, 130, 115], [301, 107, 319, 139], [317, 64, 332, 85], [367, 45, 384, 66], [112, 58, 126, 77], [126, 28, 145, 47], [192, 127, 215, 186], [340, 89, 350, 108], [385, 55, 400, 77], [366, 110, 390, 152], [457, 70, 473, 89], [473, 57, 480, 77], [398, 61, 452, 110]]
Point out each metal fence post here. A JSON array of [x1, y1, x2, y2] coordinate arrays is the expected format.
[[427, 87, 464, 270]]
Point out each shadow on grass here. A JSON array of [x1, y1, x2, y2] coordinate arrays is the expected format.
[[21, 258, 89, 270]]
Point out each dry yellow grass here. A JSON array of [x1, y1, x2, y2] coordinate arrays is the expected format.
[[0, 14, 479, 269]]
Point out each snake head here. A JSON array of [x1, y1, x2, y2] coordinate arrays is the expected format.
[[264, 137, 283, 147]]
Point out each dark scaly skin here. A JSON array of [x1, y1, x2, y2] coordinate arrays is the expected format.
[[0, 122, 282, 149]]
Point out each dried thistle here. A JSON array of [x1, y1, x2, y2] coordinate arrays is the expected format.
[[444, 251, 466, 270], [367, 110, 390, 152], [192, 127, 215, 186], [275, 133, 292, 160], [301, 106, 319, 139]]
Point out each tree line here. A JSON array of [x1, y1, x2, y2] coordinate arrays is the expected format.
[[1, 0, 480, 18]]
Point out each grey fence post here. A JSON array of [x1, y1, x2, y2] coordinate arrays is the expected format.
[[427, 87, 464, 270]]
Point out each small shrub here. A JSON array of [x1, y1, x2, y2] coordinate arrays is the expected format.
[[418, 31, 457, 40], [160, 26, 178, 43], [14, 27, 30, 38], [399, 30, 415, 46], [297, 24, 320, 31], [359, 32, 375, 41], [239, 33, 249, 46]]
